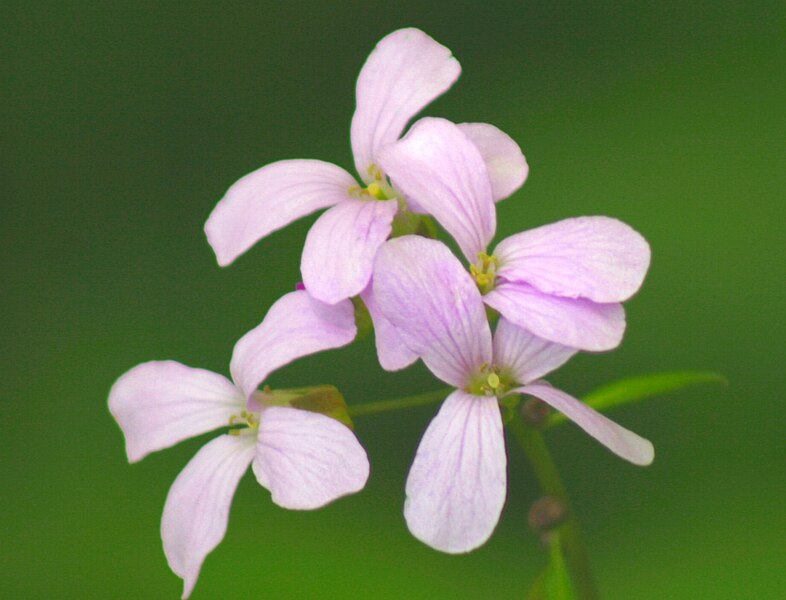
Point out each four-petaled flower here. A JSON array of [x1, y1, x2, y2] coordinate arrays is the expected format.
[[204, 28, 527, 306], [109, 291, 369, 598], [377, 117, 651, 351], [372, 236, 653, 552]]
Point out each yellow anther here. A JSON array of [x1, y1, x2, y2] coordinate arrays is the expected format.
[[367, 163, 383, 181]]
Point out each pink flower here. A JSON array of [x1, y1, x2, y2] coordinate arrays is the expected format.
[[108, 291, 368, 598], [204, 28, 527, 305], [377, 117, 651, 352], [372, 236, 653, 552]]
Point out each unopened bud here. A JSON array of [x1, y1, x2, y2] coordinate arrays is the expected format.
[[528, 496, 569, 534], [521, 397, 551, 428]]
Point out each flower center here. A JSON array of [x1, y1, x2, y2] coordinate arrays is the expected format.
[[227, 409, 259, 435], [469, 252, 499, 294], [348, 163, 397, 201], [466, 363, 513, 397]]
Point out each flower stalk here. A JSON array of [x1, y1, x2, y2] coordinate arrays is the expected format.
[[508, 410, 598, 600], [348, 387, 452, 417]]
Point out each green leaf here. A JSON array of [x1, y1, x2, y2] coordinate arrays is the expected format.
[[548, 370, 727, 427]]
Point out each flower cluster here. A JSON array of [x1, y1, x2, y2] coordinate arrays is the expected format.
[[109, 28, 653, 598]]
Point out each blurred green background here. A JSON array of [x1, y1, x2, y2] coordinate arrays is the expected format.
[[3, 1, 784, 598]]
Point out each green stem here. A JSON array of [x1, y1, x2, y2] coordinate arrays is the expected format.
[[508, 412, 598, 600], [348, 387, 452, 417]]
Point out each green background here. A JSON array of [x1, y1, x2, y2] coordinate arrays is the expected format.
[[3, 1, 784, 598]]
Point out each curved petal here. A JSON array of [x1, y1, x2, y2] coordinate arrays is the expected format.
[[373, 236, 492, 388], [161, 434, 255, 599], [515, 383, 654, 466], [458, 122, 528, 202], [301, 198, 398, 304], [252, 406, 369, 509], [405, 390, 507, 553], [108, 361, 243, 463], [493, 318, 577, 384], [360, 283, 418, 371], [484, 282, 626, 352], [494, 217, 651, 303], [230, 290, 356, 398], [378, 117, 495, 262], [351, 28, 461, 183], [205, 159, 357, 266]]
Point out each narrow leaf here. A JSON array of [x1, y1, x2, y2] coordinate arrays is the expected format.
[[548, 371, 727, 427]]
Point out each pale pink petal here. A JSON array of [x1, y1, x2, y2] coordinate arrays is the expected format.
[[252, 406, 369, 509], [494, 217, 651, 303], [484, 282, 626, 352], [405, 390, 507, 553], [161, 434, 255, 599], [360, 283, 418, 371], [205, 159, 357, 266], [378, 117, 496, 262], [301, 198, 398, 304], [373, 236, 492, 387], [108, 361, 243, 463], [458, 122, 528, 202], [351, 28, 461, 183], [493, 318, 577, 384], [515, 383, 654, 466], [230, 290, 356, 398]]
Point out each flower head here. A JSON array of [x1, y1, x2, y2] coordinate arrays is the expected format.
[[109, 291, 368, 598], [377, 117, 651, 351], [204, 29, 527, 306], [372, 236, 653, 552]]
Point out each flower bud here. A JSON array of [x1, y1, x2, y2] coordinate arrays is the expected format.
[[520, 397, 551, 429], [528, 496, 569, 534]]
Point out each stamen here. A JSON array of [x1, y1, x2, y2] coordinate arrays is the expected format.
[[367, 163, 383, 181], [227, 409, 259, 433], [469, 252, 499, 293]]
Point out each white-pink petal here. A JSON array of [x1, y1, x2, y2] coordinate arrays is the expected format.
[[493, 318, 577, 384], [109, 361, 243, 463], [205, 159, 357, 266], [515, 383, 654, 466], [458, 122, 528, 202], [378, 117, 496, 262], [405, 390, 507, 553], [351, 28, 461, 183], [161, 434, 255, 599], [494, 217, 651, 303], [484, 282, 626, 352], [230, 290, 356, 399], [373, 236, 492, 388], [252, 406, 370, 510], [360, 283, 418, 371], [301, 198, 398, 305]]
